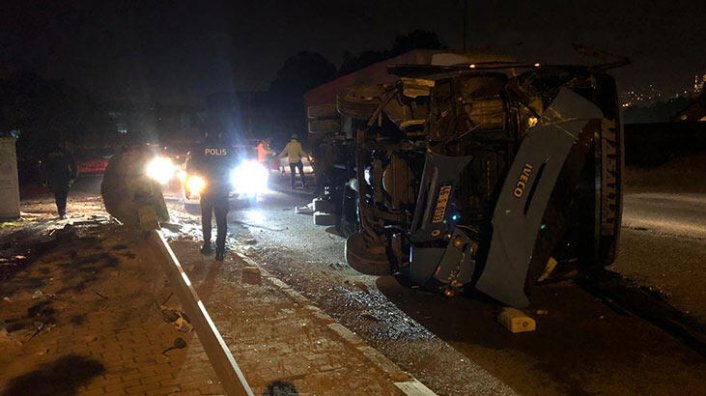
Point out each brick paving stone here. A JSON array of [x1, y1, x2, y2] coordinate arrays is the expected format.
[[170, 239, 420, 396]]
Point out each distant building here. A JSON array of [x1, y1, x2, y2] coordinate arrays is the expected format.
[[673, 89, 706, 122], [620, 84, 664, 108], [694, 74, 706, 95]]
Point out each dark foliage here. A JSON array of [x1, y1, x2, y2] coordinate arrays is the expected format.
[[0, 71, 116, 161], [268, 51, 337, 140], [264, 30, 445, 144], [338, 29, 446, 76], [622, 97, 692, 124]]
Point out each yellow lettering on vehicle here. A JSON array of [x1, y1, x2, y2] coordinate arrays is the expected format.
[[432, 185, 452, 223], [513, 163, 534, 198]]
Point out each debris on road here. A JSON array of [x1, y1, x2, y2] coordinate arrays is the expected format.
[[537, 257, 559, 283], [497, 307, 537, 333], [360, 310, 380, 322], [160, 305, 193, 333], [24, 321, 45, 343], [242, 266, 262, 285], [162, 337, 187, 355], [294, 203, 314, 215], [343, 279, 369, 293], [232, 220, 285, 232], [313, 211, 336, 226]]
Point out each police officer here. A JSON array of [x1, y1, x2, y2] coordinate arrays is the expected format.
[[45, 142, 78, 219], [186, 130, 233, 261]]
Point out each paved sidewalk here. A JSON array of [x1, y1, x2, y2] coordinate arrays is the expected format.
[[0, 223, 223, 396], [1, 216, 433, 395], [167, 237, 430, 395]]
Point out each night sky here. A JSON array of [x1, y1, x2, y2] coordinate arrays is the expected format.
[[2, 0, 704, 105]]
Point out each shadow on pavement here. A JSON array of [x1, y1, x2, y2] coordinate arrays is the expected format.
[[2, 354, 105, 396], [375, 275, 706, 395]]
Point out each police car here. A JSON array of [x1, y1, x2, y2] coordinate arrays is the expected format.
[[145, 144, 270, 209]]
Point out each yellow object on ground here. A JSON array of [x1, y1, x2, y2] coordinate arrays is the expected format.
[[497, 307, 537, 333], [537, 256, 559, 283]]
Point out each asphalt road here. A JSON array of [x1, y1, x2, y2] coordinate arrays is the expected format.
[[610, 193, 706, 321], [622, 193, 706, 239], [166, 187, 706, 396]]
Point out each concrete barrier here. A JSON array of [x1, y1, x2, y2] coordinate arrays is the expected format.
[[0, 137, 20, 219]]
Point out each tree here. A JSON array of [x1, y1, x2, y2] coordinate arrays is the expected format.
[[264, 31, 445, 144], [269, 51, 337, 98], [0, 71, 116, 168], [338, 29, 446, 76], [268, 51, 337, 140]]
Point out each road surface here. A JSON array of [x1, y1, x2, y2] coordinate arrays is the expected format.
[[611, 192, 706, 320], [166, 188, 706, 396], [623, 193, 706, 239]]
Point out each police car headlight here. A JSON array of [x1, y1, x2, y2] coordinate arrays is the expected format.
[[186, 175, 206, 194], [146, 156, 175, 184], [231, 160, 269, 195]]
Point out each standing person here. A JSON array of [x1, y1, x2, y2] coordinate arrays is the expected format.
[[257, 138, 272, 164], [45, 143, 78, 219], [278, 134, 310, 189], [186, 130, 234, 261]]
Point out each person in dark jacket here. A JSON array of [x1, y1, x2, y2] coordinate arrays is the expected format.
[[45, 144, 78, 219], [186, 131, 234, 261]]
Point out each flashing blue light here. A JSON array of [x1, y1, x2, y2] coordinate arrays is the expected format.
[[451, 214, 461, 222], [540, 223, 547, 230]]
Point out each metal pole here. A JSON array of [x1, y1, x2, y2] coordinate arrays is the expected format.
[[148, 230, 254, 396]]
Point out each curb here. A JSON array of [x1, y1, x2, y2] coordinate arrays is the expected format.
[[234, 252, 437, 396]]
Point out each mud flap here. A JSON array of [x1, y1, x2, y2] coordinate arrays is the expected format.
[[409, 226, 477, 287], [409, 152, 472, 240], [408, 152, 474, 286], [475, 88, 603, 307]]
